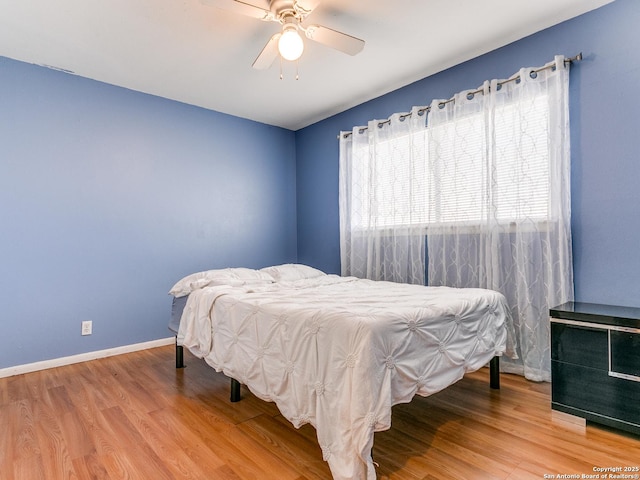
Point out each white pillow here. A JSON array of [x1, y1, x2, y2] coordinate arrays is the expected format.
[[169, 267, 274, 297], [260, 264, 326, 282]]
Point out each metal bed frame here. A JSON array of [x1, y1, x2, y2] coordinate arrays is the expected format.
[[174, 341, 501, 403]]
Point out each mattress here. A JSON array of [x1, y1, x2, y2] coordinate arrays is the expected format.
[[168, 294, 187, 335], [172, 272, 516, 480]]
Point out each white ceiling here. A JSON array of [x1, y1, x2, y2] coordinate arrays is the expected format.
[[0, 0, 613, 131]]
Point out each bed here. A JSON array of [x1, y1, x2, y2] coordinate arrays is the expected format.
[[168, 264, 517, 480]]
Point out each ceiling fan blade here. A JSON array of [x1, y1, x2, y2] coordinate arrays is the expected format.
[[200, 0, 273, 21], [294, 0, 321, 15], [252, 33, 281, 69], [304, 25, 364, 56]]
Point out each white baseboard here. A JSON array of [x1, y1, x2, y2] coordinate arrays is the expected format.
[[0, 337, 175, 378]]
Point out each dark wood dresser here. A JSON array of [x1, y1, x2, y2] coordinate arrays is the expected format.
[[550, 301, 640, 435]]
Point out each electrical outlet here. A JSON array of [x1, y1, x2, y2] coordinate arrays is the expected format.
[[81, 320, 92, 336]]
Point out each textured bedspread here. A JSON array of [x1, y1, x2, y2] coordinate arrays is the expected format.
[[177, 275, 516, 479]]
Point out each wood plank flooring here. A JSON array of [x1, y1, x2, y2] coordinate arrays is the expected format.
[[1, 345, 639, 479]]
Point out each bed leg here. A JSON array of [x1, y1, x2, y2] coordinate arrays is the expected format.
[[175, 340, 185, 369], [489, 356, 500, 389], [230, 378, 241, 402]]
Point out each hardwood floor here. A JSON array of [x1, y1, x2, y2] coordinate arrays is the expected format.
[[1, 345, 639, 479]]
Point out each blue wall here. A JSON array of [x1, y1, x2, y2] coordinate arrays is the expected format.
[[296, 0, 640, 308], [0, 58, 297, 369]]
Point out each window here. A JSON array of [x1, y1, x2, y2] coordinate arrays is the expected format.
[[350, 95, 550, 230], [350, 129, 428, 230]]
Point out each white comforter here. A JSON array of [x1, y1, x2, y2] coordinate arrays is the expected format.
[[177, 275, 516, 480]]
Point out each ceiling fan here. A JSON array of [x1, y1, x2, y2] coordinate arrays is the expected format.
[[200, 0, 365, 69]]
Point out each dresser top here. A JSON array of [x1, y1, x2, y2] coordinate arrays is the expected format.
[[550, 301, 640, 329]]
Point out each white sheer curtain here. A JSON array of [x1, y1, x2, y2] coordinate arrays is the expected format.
[[339, 56, 573, 382], [339, 108, 428, 284], [427, 56, 573, 381]]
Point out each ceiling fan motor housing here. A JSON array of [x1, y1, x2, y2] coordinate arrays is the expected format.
[[270, 0, 299, 21]]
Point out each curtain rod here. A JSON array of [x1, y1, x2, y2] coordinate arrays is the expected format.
[[338, 52, 583, 140]]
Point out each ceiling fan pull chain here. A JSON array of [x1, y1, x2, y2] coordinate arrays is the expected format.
[[296, 58, 300, 80], [280, 55, 284, 80]]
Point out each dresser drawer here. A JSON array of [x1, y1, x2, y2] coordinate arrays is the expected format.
[[610, 330, 640, 379], [552, 360, 640, 432], [551, 323, 608, 370]]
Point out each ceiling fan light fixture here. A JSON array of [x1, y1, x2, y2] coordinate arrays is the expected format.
[[278, 24, 304, 61]]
